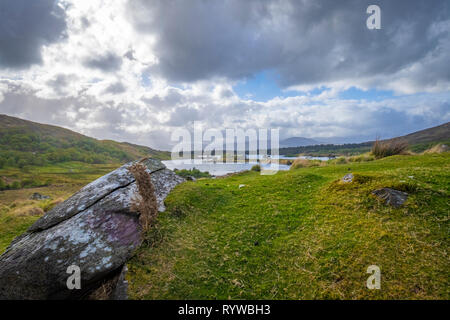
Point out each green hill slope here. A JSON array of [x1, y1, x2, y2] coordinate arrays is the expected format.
[[388, 121, 450, 145], [0, 114, 169, 168]]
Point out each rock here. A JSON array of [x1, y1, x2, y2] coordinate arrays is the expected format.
[[111, 265, 128, 300], [0, 158, 184, 300], [186, 176, 196, 182], [239, 184, 245, 189], [371, 188, 408, 208], [341, 173, 354, 183], [30, 193, 50, 200]]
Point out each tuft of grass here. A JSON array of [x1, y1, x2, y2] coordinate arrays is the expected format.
[[128, 162, 158, 233], [372, 139, 409, 159], [290, 158, 324, 169]]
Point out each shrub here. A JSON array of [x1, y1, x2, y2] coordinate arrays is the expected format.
[[251, 164, 261, 172], [371, 139, 408, 159], [174, 168, 211, 179]]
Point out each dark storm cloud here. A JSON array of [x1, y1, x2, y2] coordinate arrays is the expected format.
[[129, 0, 450, 88], [83, 52, 123, 72], [0, 0, 67, 69]]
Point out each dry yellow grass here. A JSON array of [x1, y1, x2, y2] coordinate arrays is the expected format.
[[423, 143, 449, 154], [290, 158, 325, 169], [128, 162, 158, 233]]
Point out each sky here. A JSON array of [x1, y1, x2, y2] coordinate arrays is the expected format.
[[0, 0, 449, 150]]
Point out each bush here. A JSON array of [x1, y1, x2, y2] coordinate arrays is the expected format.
[[290, 158, 323, 169], [371, 139, 408, 159], [251, 165, 261, 172], [174, 168, 211, 179]]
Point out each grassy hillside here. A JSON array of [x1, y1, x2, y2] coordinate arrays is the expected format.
[[127, 153, 449, 299], [0, 114, 169, 171], [281, 122, 450, 157]]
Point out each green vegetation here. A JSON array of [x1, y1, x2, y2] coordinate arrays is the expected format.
[[0, 114, 170, 169], [128, 153, 449, 299], [251, 165, 261, 172], [280, 142, 372, 157], [174, 168, 211, 179]]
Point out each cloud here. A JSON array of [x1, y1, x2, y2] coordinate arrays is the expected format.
[[0, 0, 448, 150], [83, 52, 123, 72], [103, 82, 126, 94], [0, 0, 67, 69], [130, 0, 450, 93]]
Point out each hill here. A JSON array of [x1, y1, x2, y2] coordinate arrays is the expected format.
[[280, 122, 450, 157], [0, 114, 170, 169], [280, 137, 321, 148], [388, 122, 450, 145]]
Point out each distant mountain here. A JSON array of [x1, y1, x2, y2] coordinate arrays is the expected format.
[[280, 137, 321, 148], [0, 114, 170, 168]]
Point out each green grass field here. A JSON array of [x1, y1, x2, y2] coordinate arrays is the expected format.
[[127, 153, 449, 299], [0, 154, 448, 299]]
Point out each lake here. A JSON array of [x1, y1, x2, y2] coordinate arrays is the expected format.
[[163, 155, 333, 176]]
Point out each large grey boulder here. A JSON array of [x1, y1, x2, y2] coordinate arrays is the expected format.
[[0, 158, 184, 300]]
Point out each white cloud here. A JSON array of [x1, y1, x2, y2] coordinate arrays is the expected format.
[[0, 0, 449, 150]]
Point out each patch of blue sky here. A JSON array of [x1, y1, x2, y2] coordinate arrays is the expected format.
[[233, 70, 300, 102], [339, 87, 395, 101]]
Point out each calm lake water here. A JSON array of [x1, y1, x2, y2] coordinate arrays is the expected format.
[[163, 155, 333, 176]]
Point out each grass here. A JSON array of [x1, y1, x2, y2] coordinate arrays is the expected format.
[[0, 154, 448, 299], [127, 153, 449, 299], [0, 161, 121, 253]]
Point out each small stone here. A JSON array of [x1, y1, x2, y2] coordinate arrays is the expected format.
[[372, 188, 408, 208], [239, 184, 245, 189], [341, 173, 354, 183]]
